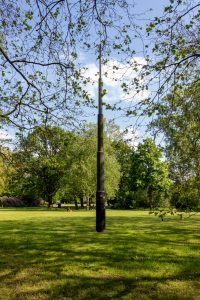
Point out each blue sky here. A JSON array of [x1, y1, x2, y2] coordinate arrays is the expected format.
[[0, 0, 170, 145], [76, 0, 170, 144]]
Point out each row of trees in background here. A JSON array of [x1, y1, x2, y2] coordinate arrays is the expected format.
[[0, 1, 199, 210], [1, 121, 199, 210], [0, 124, 121, 208]]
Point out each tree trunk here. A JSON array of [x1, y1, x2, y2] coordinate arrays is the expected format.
[[80, 197, 84, 208], [74, 198, 78, 209], [47, 195, 53, 208], [86, 196, 90, 211]]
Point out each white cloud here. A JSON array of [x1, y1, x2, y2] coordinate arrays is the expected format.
[[0, 130, 13, 141], [123, 127, 139, 147], [81, 63, 98, 98], [82, 57, 149, 103], [78, 51, 87, 62]]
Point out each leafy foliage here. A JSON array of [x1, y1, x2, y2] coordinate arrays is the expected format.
[[110, 138, 171, 209], [0, 0, 139, 129], [57, 124, 121, 208], [145, 0, 200, 101], [8, 125, 120, 207], [8, 126, 75, 206], [0, 197, 24, 207], [151, 82, 200, 209], [0, 149, 12, 196], [129, 138, 171, 209]]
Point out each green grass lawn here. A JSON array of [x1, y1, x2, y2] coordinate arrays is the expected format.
[[0, 209, 199, 300]]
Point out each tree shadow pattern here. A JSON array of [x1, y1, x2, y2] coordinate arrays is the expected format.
[[0, 212, 200, 300]]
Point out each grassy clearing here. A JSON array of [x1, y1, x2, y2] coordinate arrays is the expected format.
[[0, 209, 199, 300]]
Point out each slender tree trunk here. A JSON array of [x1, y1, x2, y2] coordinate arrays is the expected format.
[[86, 196, 90, 211], [74, 198, 78, 209], [89, 197, 91, 210], [80, 197, 84, 208]]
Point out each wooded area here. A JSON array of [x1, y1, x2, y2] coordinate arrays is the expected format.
[[0, 1, 199, 299], [0, 0, 199, 213]]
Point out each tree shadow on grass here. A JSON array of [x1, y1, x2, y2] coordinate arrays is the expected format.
[[0, 214, 200, 299]]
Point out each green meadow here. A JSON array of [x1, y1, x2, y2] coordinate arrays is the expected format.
[[0, 209, 199, 300]]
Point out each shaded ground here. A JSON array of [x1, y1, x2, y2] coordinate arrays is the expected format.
[[0, 209, 199, 300]]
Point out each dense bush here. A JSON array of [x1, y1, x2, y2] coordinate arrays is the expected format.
[[171, 181, 200, 209], [21, 194, 43, 207], [110, 189, 170, 209], [21, 194, 36, 206], [0, 196, 44, 207], [0, 197, 24, 207], [109, 191, 134, 209]]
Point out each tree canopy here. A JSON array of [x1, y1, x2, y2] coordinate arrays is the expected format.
[[129, 138, 171, 209], [8, 125, 121, 208], [0, 0, 140, 129], [151, 82, 200, 208], [0, 1, 199, 211], [8, 126, 75, 206]]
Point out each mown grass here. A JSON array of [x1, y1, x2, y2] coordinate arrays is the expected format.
[[0, 209, 199, 300]]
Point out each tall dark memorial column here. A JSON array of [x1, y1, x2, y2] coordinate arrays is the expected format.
[[96, 44, 105, 232]]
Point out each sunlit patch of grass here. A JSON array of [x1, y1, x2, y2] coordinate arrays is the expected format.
[[0, 208, 199, 299]]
